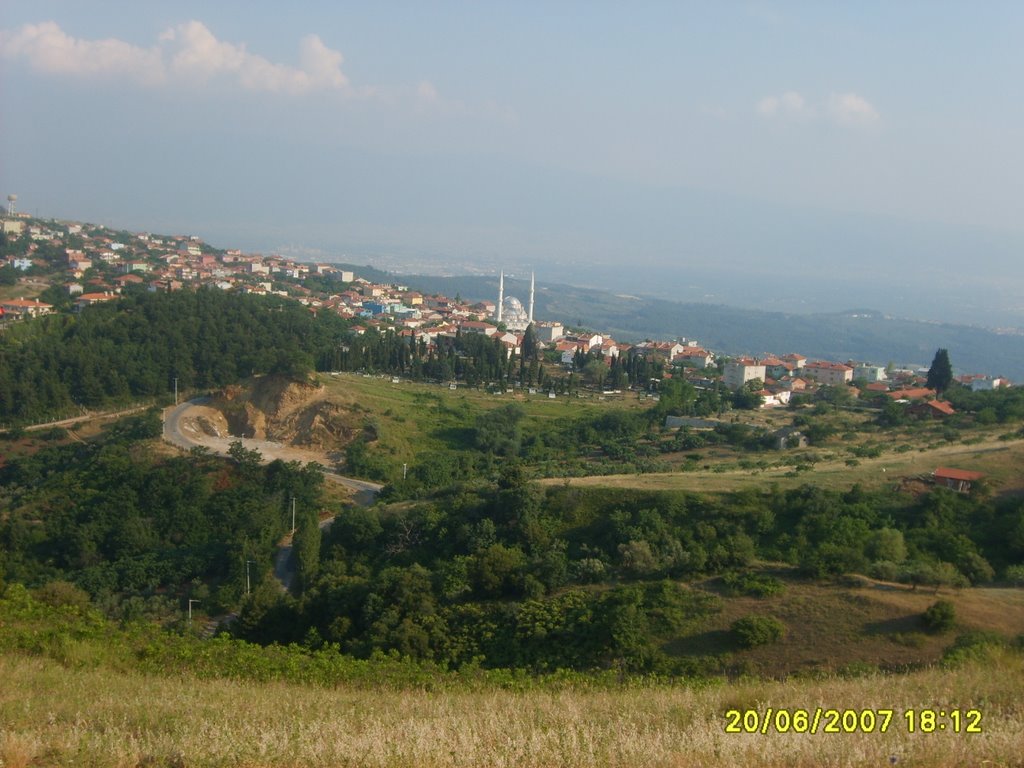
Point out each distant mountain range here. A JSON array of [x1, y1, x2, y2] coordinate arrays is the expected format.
[[339, 265, 1024, 379]]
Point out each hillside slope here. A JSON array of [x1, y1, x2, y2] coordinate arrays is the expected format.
[[2, 649, 1022, 767]]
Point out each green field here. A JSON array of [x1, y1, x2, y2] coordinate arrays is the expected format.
[[320, 371, 649, 466]]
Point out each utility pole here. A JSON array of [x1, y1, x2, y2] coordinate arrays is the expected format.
[[403, 463, 408, 480], [245, 559, 255, 596], [188, 599, 200, 624], [291, 496, 296, 534], [173, 377, 178, 405]]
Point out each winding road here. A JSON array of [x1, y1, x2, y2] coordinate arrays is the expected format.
[[162, 398, 383, 497], [163, 398, 383, 593]]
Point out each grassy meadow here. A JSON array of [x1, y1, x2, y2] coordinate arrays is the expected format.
[[2, 650, 1023, 767], [319, 371, 648, 466]]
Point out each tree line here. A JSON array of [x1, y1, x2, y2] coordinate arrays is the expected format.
[[0, 288, 350, 424]]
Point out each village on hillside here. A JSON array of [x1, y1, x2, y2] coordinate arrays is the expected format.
[[0, 207, 1013, 417]]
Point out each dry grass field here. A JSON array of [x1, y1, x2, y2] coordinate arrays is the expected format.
[[2, 651, 1023, 768], [541, 435, 1024, 495], [673, 577, 1024, 675]]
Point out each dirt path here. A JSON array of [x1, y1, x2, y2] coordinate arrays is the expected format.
[[24, 405, 150, 432]]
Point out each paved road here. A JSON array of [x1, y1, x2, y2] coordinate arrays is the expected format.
[[162, 398, 383, 495]]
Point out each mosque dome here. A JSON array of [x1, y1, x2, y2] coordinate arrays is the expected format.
[[501, 296, 530, 330]]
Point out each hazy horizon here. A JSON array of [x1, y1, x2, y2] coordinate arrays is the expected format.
[[3, 2, 1023, 327]]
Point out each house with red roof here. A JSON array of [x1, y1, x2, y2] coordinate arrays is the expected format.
[[804, 361, 854, 386], [933, 467, 984, 493], [0, 298, 53, 318], [909, 399, 955, 419]]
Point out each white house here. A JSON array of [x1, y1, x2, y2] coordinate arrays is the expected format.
[[723, 358, 766, 390], [854, 364, 887, 382]]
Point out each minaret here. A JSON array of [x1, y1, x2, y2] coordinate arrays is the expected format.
[[497, 271, 504, 323], [528, 271, 535, 324]]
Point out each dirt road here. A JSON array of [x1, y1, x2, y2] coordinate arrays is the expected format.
[[163, 398, 382, 496], [164, 398, 383, 594]]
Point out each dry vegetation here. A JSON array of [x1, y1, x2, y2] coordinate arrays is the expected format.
[[676, 577, 1024, 675], [543, 434, 1024, 495], [1, 651, 1022, 767]]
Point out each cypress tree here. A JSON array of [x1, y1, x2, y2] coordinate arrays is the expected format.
[[926, 348, 953, 394]]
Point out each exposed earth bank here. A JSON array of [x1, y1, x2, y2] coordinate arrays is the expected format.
[[180, 374, 365, 459]]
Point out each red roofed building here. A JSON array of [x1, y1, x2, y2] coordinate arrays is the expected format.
[[723, 357, 766, 390], [75, 292, 119, 312], [0, 298, 53, 318], [933, 467, 985, 493], [804, 361, 854, 386], [887, 387, 936, 401], [910, 399, 956, 419]]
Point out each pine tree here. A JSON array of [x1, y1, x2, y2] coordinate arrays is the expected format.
[[926, 348, 953, 394]]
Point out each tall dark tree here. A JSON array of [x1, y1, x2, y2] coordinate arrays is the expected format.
[[522, 324, 538, 361], [926, 348, 953, 394]]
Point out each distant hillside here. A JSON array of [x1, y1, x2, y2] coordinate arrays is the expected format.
[[390, 273, 1024, 378]]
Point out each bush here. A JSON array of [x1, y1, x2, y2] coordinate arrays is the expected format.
[[941, 631, 1007, 668], [731, 615, 785, 648], [1006, 564, 1024, 587], [922, 600, 956, 633], [32, 580, 92, 612], [721, 571, 785, 598], [868, 560, 901, 582]]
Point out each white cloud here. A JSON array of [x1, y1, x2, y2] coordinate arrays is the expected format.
[[756, 91, 813, 119], [299, 34, 349, 90], [416, 80, 439, 104], [757, 90, 880, 125], [1, 20, 354, 95], [0, 21, 165, 85], [827, 92, 880, 124]]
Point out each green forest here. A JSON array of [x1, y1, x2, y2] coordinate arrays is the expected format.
[[0, 288, 348, 423], [2, 407, 1022, 674]]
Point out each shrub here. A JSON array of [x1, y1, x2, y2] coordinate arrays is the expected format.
[[721, 571, 785, 598], [731, 616, 785, 648], [922, 600, 956, 633], [32, 581, 92, 612], [1006, 564, 1024, 587], [868, 560, 901, 582], [941, 631, 1007, 668]]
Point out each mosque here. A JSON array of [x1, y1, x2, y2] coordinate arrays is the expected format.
[[494, 271, 534, 332]]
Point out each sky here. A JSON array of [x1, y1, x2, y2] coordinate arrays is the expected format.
[[2, 2, 1024, 324]]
